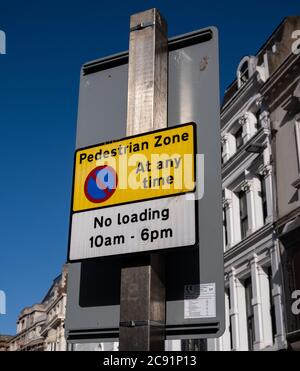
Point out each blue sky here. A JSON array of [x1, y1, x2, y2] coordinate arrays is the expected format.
[[0, 0, 299, 335]]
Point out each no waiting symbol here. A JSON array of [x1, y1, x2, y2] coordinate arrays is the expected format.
[[84, 166, 118, 203]]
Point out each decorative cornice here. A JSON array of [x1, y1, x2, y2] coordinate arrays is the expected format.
[[260, 53, 300, 102], [222, 72, 262, 120], [241, 180, 253, 193], [224, 223, 274, 264], [229, 267, 236, 278], [221, 135, 228, 145], [238, 113, 249, 126], [223, 197, 232, 209], [259, 164, 273, 178], [222, 128, 270, 180]]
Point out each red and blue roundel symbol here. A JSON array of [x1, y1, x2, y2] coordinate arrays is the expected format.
[[84, 166, 118, 203]]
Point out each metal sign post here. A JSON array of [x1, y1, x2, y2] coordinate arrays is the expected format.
[[119, 8, 168, 351]]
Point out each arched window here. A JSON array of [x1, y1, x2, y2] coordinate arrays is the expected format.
[[237, 56, 257, 88]]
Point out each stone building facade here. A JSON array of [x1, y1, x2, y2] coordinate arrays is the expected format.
[[208, 16, 300, 351], [0, 335, 13, 351], [9, 266, 67, 351], [261, 20, 300, 350]]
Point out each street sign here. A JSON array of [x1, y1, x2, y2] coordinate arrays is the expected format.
[[72, 123, 195, 212], [69, 123, 197, 261], [66, 26, 224, 342], [69, 194, 196, 260]]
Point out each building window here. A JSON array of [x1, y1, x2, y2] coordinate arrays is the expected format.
[[239, 190, 248, 239], [221, 144, 224, 165], [223, 207, 228, 247], [235, 127, 244, 150], [268, 267, 276, 341], [244, 278, 255, 350], [255, 109, 261, 130], [259, 176, 268, 223]]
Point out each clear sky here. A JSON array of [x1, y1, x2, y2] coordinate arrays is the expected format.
[[0, 0, 299, 335]]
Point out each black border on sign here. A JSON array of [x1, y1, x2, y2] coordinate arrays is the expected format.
[[67, 122, 198, 263]]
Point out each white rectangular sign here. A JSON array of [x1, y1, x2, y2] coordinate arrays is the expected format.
[[69, 195, 196, 260], [184, 283, 216, 319]]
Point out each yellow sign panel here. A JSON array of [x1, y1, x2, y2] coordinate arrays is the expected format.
[[72, 123, 196, 212]]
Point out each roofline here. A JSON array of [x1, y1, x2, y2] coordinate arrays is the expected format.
[[255, 17, 287, 56], [41, 273, 62, 303], [223, 17, 288, 100]]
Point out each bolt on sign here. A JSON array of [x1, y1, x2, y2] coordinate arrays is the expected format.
[[68, 123, 197, 260]]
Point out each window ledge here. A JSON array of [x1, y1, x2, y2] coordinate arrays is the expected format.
[[222, 128, 270, 176]]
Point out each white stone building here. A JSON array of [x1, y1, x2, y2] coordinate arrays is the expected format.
[[40, 267, 67, 351], [207, 18, 300, 351], [9, 265, 67, 351]]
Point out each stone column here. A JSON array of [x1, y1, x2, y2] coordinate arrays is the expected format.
[[260, 267, 273, 348], [261, 165, 273, 224], [222, 290, 232, 351], [207, 338, 218, 351], [258, 106, 273, 225], [252, 176, 265, 229], [215, 336, 223, 351], [221, 133, 236, 162], [165, 340, 181, 351], [251, 255, 273, 350], [113, 342, 119, 351], [241, 176, 264, 235], [223, 196, 233, 249], [270, 244, 287, 349], [239, 112, 257, 142], [224, 189, 241, 246], [241, 179, 256, 235], [60, 323, 66, 351], [229, 269, 248, 351]]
